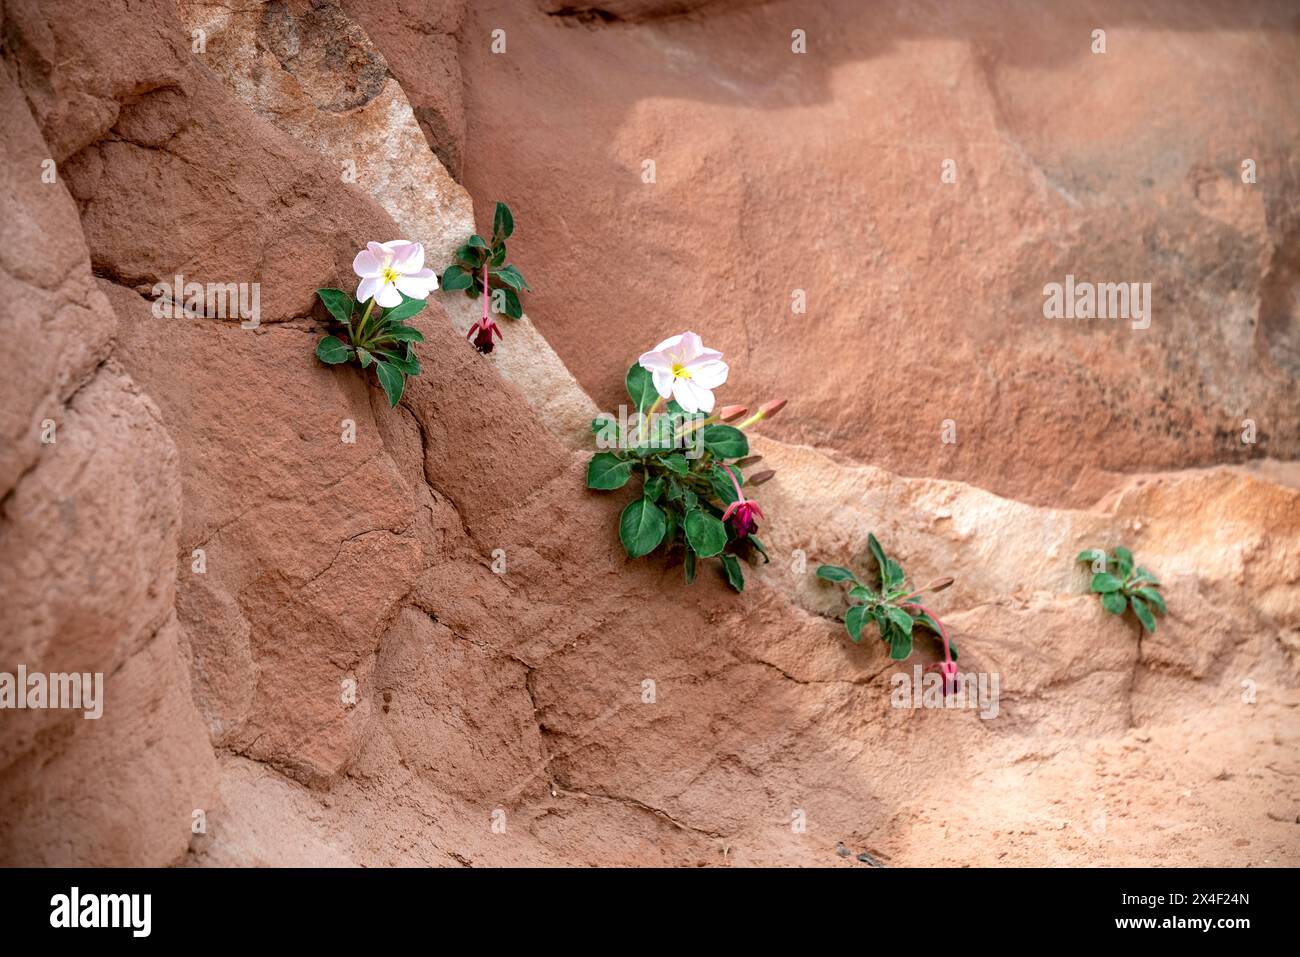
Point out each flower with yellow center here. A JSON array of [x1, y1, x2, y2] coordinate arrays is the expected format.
[[637, 332, 729, 414], [353, 240, 438, 308]]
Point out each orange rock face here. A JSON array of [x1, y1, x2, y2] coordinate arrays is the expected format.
[[457, 0, 1300, 507], [0, 0, 1296, 868]]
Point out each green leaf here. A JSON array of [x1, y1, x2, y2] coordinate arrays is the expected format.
[[493, 201, 514, 239], [586, 452, 632, 490], [1077, 549, 1105, 564], [844, 604, 868, 643], [684, 547, 697, 584], [816, 565, 857, 583], [441, 264, 473, 291], [660, 454, 689, 476], [1091, 573, 1124, 593], [619, 498, 666, 559], [492, 264, 530, 292], [502, 286, 522, 319], [867, 533, 888, 579], [1132, 566, 1161, 586], [1111, 546, 1134, 578], [466, 234, 490, 249], [1101, 591, 1127, 615], [701, 424, 748, 459], [684, 508, 727, 558], [710, 465, 741, 505], [682, 489, 698, 511], [490, 243, 507, 268], [456, 243, 487, 267], [643, 475, 666, 502], [356, 347, 374, 368], [663, 505, 678, 545], [882, 558, 905, 592], [385, 295, 427, 322], [373, 360, 405, 407], [720, 553, 744, 592], [1133, 587, 1166, 615], [848, 585, 874, 602], [625, 363, 659, 415], [1130, 595, 1157, 633], [373, 348, 419, 375], [888, 626, 913, 660], [883, 606, 915, 636], [385, 325, 425, 343], [315, 335, 351, 364], [316, 288, 354, 329], [748, 535, 770, 564]]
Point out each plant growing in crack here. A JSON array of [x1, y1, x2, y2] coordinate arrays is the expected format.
[[314, 239, 436, 407], [817, 533, 960, 691], [439, 201, 531, 353], [585, 331, 786, 593], [1077, 547, 1167, 634]]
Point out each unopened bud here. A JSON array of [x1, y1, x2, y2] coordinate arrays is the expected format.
[[745, 469, 776, 486], [927, 576, 955, 593], [718, 405, 748, 423], [734, 455, 764, 468], [758, 398, 787, 419]]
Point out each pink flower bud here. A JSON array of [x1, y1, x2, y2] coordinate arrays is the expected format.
[[745, 469, 776, 486], [758, 398, 787, 419], [718, 405, 748, 423]]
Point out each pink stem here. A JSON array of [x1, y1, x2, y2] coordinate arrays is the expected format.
[[902, 601, 952, 665], [721, 464, 745, 501], [482, 264, 489, 321]]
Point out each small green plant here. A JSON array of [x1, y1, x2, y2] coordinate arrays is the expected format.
[[817, 533, 957, 678], [1077, 547, 1167, 633], [585, 332, 784, 593], [440, 202, 530, 352], [315, 239, 434, 407]]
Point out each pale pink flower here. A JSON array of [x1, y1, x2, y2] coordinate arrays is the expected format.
[[637, 332, 729, 414], [353, 240, 438, 308]]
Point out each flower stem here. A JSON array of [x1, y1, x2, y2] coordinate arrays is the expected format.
[[902, 600, 952, 665], [721, 464, 745, 501], [354, 298, 377, 347], [637, 395, 666, 444]]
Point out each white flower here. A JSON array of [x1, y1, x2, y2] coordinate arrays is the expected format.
[[353, 240, 437, 308], [637, 331, 729, 414]]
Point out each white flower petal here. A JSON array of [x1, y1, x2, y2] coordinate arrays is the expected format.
[[391, 242, 424, 274], [638, 349, 673, 372], [651, 368, 675, 398], [648, 333, 685, 355], [686, 358, 729, 389], [676, 331, 705, 361], [356, 275, 382, 303], [375, 282, 403, 308], [353, 247, 382, 278], [678, 378, 715, 414], [670, 379, 700, 413], [395, 271, 436, 299], [367, 241, 391, 267]]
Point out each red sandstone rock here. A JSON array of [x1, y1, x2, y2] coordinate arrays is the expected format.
[[0, 0, 1296, 870]]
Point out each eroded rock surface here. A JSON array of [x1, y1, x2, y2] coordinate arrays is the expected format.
[[1, 0, 1296, 868]]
